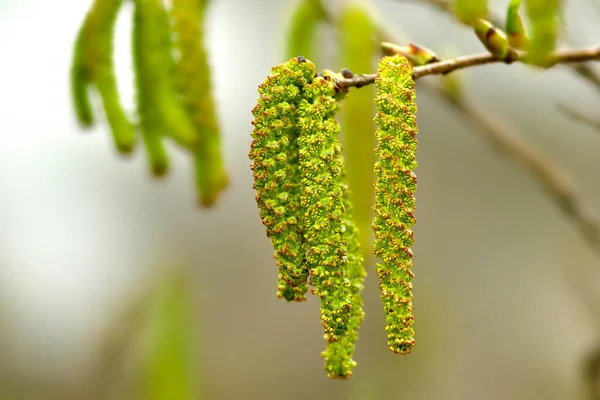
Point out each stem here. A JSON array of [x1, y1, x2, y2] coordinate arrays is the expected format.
[[334, 46, 600, 89]]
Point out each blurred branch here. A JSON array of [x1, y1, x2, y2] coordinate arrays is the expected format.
[[557, 103, 600, 132], [427, 82, 600, 258], [396, 0, 600, 94], [335, 46, 600, 88]]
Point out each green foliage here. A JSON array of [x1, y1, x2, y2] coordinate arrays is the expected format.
[[373, 54, 417, 354], [505, 0, 529, 50], [453, 0, 488, 25], [171, 0, 228, 206], [338, 1, 377, 258], [524, 0, 560, 65], [71, 0, 135, 153], [286, 0, 326, 61]]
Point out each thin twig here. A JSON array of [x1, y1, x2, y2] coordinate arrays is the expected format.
[[557, 103, 600, 132], [334, 46, 600, 88], [426, 83, 600, 257], [396, 0, 600, 94]]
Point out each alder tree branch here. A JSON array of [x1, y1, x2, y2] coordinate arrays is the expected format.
[[395, 0, 600, 94], [334, 47, 600, 89], [557, 103, 600, 132], [426, 82, 600, 258]]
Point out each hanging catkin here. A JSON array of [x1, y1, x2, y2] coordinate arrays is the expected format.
[[71, 0, 135, 153], [250, 57, 313, 302], [171, 0, 229, 207], [372, 55, 418, 354]]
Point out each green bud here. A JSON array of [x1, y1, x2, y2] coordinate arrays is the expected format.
[[373, 55, 417, 354], [473, 19, 510, 59], [381, 42, 439, 66]]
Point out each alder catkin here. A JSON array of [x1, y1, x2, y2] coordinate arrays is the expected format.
[[250, 58, 314, 302], [372, 55, 418, 354], [71, 0, 135, 153], [171, 0, 229, 207], [132, 0, 197, 150], [298, 76, 352, 342], [321, 180, 365, 379]]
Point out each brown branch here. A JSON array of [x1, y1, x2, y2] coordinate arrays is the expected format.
[[557, 103, 600, 132], [396, 0, 600, 93], [334, 47, 600, 89], [426, 83, 600, 257]]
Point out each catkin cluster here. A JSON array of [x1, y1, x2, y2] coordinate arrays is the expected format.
[[372, 55, 418, 354], [71, 0, 227, 206], [250, 57, 365, 378]]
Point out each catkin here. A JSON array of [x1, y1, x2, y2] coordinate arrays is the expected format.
[[71, 0, 135, 153], [372, 55, 418, 354], [250, 58, 314, 302], [171, 0, 228, 207], [298, 76, 352, 341]]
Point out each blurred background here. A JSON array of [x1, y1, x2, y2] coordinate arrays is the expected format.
[[2, 0, 600, 398]]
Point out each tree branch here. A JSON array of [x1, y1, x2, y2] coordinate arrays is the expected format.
[[426, 83, 600, 258], [396, 0, 600, 94], [334, 47, 600, 89]]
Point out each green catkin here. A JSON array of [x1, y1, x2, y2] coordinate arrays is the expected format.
[[298, 76, 352, 342], [170, 0, 229, 207], [373, 55, 417, 354], [321, 180, 365, 379], [250, 58, 314, 302], [71, 0, 135, 153], [133, 0, 169, 176], [524, 0, 560, 66], [286, 0, 325, 61], [132, 0, 197, 150]]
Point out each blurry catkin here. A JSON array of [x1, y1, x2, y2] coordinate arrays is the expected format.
[[71, 0, 135, 153], [338, 1, 377, 259], [453, 0, 488, 25], [372, 55, 417, 354], [170, 0, 228, 207], [132, 0, 169, 176], [250, 58, 314, 302], [321, 180, 365, 379], [132, 0, 197, 150], [286, 0, 325, 61], [298, 76, 352, 342], [524, 0, 560, 66]]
